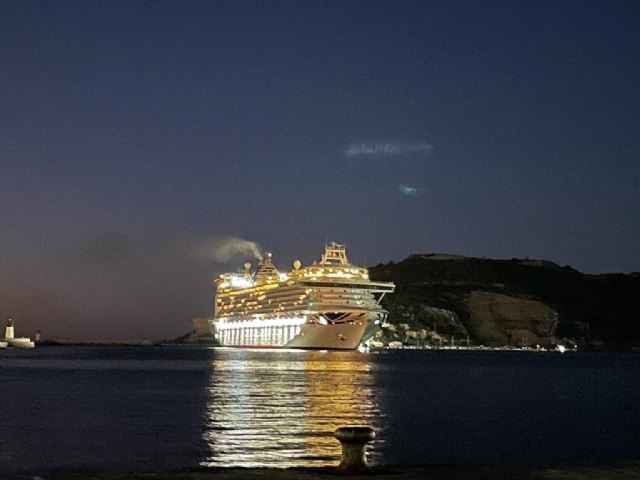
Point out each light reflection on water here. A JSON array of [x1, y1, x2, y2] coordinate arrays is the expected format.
[[201, 349, 382, 467], [3, 346, 638, 473]]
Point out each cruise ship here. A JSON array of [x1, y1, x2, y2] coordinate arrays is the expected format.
[[211, 242, 395, 349]]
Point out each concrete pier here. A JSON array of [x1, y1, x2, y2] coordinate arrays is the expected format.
[[2, 464, 640, 480]]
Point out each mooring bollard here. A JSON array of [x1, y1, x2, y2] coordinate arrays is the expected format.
[[334, 426, 376, 473]]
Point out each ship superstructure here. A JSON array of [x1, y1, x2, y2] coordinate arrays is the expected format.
[[212, 242, 395, 349]]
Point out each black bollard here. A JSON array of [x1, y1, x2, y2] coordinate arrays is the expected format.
[[334, 426, 376, 473]]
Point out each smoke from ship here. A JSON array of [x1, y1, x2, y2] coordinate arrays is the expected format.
[[193, 236, 264, 263]]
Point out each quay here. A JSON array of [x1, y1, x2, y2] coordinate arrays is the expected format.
[[2, 464, 640, 480], [2, 427, 639, 479]]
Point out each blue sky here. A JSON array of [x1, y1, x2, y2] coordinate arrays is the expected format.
[[1, 0, 639, 340]]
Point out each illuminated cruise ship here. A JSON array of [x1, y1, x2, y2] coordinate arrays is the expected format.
[[212, 242, 395, 349]]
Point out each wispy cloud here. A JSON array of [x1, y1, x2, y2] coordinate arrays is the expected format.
[[344, 141, 433, 158], [399, 184, 419, 197]]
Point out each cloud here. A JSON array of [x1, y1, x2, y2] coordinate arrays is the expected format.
[[399, 184, 419, 197], [344, 141, 433, 158]]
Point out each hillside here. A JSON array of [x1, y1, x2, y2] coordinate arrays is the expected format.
[[369, 254, 640, 350]]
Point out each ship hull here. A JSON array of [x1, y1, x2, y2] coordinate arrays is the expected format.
[[285, 320, 370, 350], [212, 312, 384, 350]]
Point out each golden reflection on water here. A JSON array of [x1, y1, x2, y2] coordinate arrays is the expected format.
[[200, 349, 381, 467]]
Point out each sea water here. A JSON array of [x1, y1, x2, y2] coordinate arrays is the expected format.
[[0, 346, 639, 474]]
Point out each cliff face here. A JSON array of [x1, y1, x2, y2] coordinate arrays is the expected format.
[[369, 255, 640, 349], [465, 291, 557, 346]]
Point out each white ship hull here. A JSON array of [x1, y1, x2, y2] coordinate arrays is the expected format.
[[213, 312, 384, 350], [287, 320, 371, 350]]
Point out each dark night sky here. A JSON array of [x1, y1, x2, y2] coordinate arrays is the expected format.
[[1, 1, 639, 341]]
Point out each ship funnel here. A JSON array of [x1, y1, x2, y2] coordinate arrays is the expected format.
[[5, 319, 15, 339], [254, 252, 279, 284]]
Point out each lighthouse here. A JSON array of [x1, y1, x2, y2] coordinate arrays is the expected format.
[[2, 319, 35, 348], [5, 318, 14, 339]]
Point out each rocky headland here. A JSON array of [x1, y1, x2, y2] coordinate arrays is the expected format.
[[369, 254, 640, 350]]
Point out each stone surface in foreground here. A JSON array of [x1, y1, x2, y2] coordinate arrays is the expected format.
[[3, 464, 640, 480]]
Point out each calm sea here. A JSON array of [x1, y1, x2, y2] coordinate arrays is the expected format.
[[0, 346, 639, 474]]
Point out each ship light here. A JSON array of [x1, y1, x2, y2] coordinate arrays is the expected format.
[[214, 316, 307, 330], [230, 276, 253, 288], [279, 273, 288, 281], [329, 272, 351, 278]]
